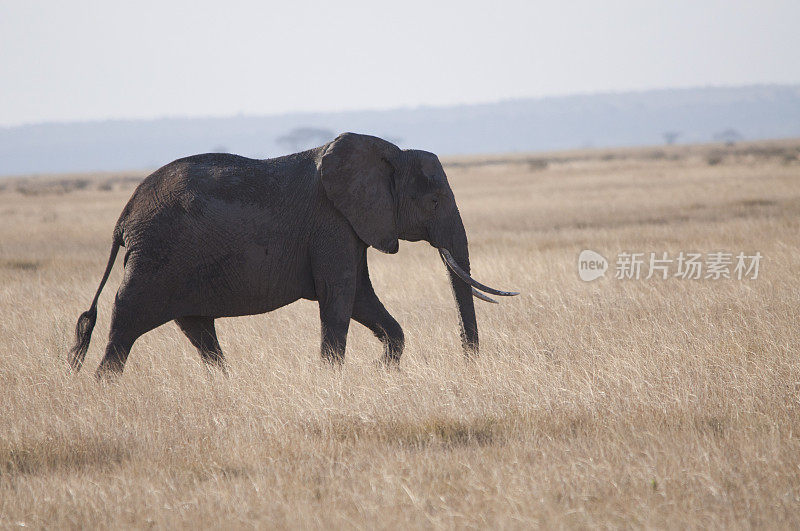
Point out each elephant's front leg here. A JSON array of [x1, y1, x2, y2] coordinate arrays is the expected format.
[[351, 257, 404, 364], [316, 275, 357, 363]]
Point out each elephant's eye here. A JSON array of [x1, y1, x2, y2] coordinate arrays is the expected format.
[[431, 197, 439, 210]]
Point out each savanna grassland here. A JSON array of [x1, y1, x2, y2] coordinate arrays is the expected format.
[[1, 140, 799, 528]]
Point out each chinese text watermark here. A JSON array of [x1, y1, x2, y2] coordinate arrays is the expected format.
[[579, 250, 762, 281]]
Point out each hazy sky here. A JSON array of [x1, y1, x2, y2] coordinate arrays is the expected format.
[[2, 0, 799, 127]]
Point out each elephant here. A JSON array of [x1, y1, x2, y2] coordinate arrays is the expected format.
[[68, 133, 517, 377]]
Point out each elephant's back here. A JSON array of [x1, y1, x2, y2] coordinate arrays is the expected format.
[[117, 152, 318, 239], [121, 154, 270, 220]]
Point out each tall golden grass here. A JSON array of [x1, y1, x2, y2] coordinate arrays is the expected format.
[[1, 141, 799, 528]]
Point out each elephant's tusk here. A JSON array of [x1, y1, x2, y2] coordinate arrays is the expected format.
[[472, 287, 498, 303], [439, 249, 519, 297]]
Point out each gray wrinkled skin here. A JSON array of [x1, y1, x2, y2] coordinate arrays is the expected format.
[[69, 133, 477, 377]]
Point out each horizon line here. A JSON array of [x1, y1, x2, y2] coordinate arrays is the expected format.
[[3, 82, 798, 130]]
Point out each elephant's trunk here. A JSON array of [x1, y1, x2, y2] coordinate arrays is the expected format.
[[440, 212, 479, 355], [434, 210, 519, 355]]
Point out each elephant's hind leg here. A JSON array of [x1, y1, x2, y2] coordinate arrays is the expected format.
[[174, 316, 227, 373], [96, 297, 167, 378]]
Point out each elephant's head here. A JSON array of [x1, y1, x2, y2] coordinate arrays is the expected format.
[[318, 132, 518, 354]]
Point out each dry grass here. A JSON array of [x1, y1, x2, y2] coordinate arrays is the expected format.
[[1, 140, 799, 528]]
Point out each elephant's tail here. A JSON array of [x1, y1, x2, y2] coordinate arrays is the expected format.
[[68, 233, 122, 371]]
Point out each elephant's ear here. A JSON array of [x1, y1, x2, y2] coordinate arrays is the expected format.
[[318, 133, 401, 254]]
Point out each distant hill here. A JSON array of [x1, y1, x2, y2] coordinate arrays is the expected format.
[[2, 85, 799, 176]]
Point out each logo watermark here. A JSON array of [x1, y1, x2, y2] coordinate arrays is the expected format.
[[579, 250, 762, 281], [578, 249, 609, 281]]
